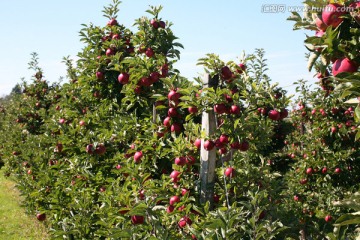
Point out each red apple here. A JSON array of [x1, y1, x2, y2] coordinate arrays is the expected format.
[[224, 167, 236, 178], [150, 19, 159, 29], [150, 72, 160, 82], [334, 167, 341, 174], [36, 213, 46, 221], [239, 140, 250, 151], [331, 126, 337, 133], [95, 144, 106, 155], [86, 144, 94, 154], [178, 216, 192, 228], [159, 20, 166, 28], [170, 123, 182, 133], [134, 151, 143, 163], [118, 72, 130, 84], [174, 157, 186, 166], [324, 215, 332, 222], [107, 18, 118, 26], [219, 134, 229, 144], [294, 195, 300, 202], [106, 48, 115, 56], [203, 140, 215, 151], [79, 120, 86, 126], [145, 48, 154, 58], [268, 110, 280, 121], [214, 103, 227, 114], [280, 109, 288, 119], [230, 105, 241, 115], [306, 168, 313, 175], [96, 71, 104, 80], [169, 195, 180, 206], [322, 4, 346, 28], [166, 205, 174, 213], [221, 66, 232, 80], [237, 63, 246, 73], [168, 107, 178, 117], [332, 57, 358, 76], [168, 90, 181, 101], [163, 116, 171, 127], [188, 106, 198, 114], [194, 138, 201, 149], [170, 170, 180, 183], [59, 118, 65, 124], [131, 215, 144, 225]]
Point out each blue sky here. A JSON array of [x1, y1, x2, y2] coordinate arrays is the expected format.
[[0, 0, 314, 97]]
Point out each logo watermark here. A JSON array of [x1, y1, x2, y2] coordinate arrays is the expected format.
[[261, 4, 357, 13]]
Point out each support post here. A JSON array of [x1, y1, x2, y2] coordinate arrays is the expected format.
[[200, 74, 218, 206]]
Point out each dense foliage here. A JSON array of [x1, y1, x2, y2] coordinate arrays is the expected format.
[[0, 0, 359, 239]]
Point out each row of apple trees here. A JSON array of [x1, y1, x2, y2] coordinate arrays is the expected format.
[[288, 0, 360, 238], [0, 0, 359, 239]]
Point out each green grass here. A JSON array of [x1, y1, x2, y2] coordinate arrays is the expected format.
[[0, 169, 49, 240]]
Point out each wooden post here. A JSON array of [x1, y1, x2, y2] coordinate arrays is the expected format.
[[200, 74, 218, 206]]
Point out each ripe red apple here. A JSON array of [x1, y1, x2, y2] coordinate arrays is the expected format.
[[324, 215, 332, 222], [79, 120, 86, 126], [322, 4, 346, 28], [170, 123, 182, 133], [294, 195, 300, 202], [237, 63, 246, 73], [145, 48, 154, 57], [106, 48, 115, 56], [230, 141, 241, 150], [169, 195, 180, 206], [268, 110, 280, 121], [188, 106, 198, 114], [163, 116, 171, 127], [36, 213, 46, 221], [334, 167, 341, 174], [280, 109, 288, 119], [214, 103, 227, 114], [118, 72, 130, 84], [159, 20, 166, 28], [166, 205, 174, 213], [221, 66, 233, 80], [332, 57, 358, 76], [170, 170, 180, 183], [230, 105, 241, 115], [178, 216, 192, 228], [239, 140, 250, 151], [331, 126, 337, 133], [96, 71, 104, 80], [174, 157, 186, 166], [131, 215, 144, 225], [59, 118, 65, 124], [168, 89, 181, 101], [107, 18, 118, 26], [95, 144, 106, 155], [306, 168, 313, 175], [86, 144, 94, 154], [149, 72, 160, 82], [150, 19, 159, 29], [186, 156, 196, 165], [181, 188, 189, 196], [194, 138, 201, 149], [224, 167, 236, 178], [219, 134, 229, 144], [134, 151, 143, 163], [168, 107, 178, 117], [219, 147, 227, 155], [203, 140, 215, 151], [300, 178, 308, 185]]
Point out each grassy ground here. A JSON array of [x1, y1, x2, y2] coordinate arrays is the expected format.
[[0, 168, 49, 240]]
